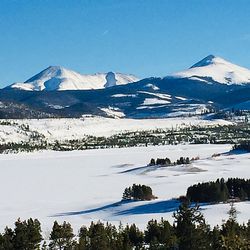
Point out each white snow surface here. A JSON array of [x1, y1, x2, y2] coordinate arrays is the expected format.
[[171, 55, 250, 85], [145, 83, 160, 90], [138, 91, 172, 100], [0, 144, 249, 236], [176, 96, 187, 101], [111, 94, 137, 98], [142, 98, 171, 105], [99, 107, 125, 118], [9, 66, 139, 91], [0, 116, 232, 143]]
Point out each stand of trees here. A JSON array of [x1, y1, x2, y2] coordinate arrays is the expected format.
[[122, 184, 157, 201], [187, 178, 250, 203], [149, 157, 190, 166], [0, 201, 249, 249]]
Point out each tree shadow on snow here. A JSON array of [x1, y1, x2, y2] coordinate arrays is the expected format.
[[114, 199, 181, 216], [51, 199, 185, 218], [222, 149, 249, 156], [51, 200, 134, 217]]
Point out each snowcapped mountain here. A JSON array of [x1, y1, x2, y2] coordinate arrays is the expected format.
[[171, 55, 250, 85], [8, 66, 139, 91]]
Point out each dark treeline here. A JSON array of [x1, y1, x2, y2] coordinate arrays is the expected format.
[[0, 202, 249, 249], [149, 157, 191, 166], [187, 178, 250, 203], [122, 184, 157, 201], [233, 141, 250, 152]]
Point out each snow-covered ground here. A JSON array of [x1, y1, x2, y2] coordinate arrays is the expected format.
[[0, 116, 232, 143], [0, 144, 249, 237]]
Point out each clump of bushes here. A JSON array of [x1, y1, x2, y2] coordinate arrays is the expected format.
[[122, 184, 157, 201]]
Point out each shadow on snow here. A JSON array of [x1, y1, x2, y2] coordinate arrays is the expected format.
[[51, 199, 184, 218], [114, 199, 181, 216]]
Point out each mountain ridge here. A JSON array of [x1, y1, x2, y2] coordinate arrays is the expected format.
[[1, 55, 250, 119], [7, 66, 139, 91]]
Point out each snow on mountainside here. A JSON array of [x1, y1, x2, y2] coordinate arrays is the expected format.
[[8, 66, 139, 91], [171, 55, 250, 85]]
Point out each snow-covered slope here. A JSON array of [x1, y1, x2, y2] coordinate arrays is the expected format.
[[9, 66, 139, 91], [171, 55, 250, 85]]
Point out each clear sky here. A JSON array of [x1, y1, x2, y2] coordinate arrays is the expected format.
[[0, 0, 250, 87]]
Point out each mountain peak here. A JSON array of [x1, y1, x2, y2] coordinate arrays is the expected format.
[[172, 55, 250, 85], [190, 55, 217, 68], [8, 66, 139, 91], [46, 65, 64, 71]]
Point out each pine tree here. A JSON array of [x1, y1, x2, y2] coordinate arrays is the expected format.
[[145, 218, 176, 249], [122, 187, 132, 200], [49, 221, 74, 250], [26, 218, 43, 249], [78, 225, 89, 249], [13, 218, 29, 250], [173, 202, 211, 249], [123, 224, 143, 249], [0, 227, 14, 250], [211, 226, 224, 249], [150, 158, 156, 165], [221, 201, 246, 249], [88, 221, 109, 250]]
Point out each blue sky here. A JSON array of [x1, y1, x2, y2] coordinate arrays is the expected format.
[[0, 0, 250, 86]]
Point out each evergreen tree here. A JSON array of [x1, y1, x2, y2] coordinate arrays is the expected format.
[[150, 158, 156, 165], [211, 226, 224, 250], [0, 227, 14, 250], [220, 201, 248, 249], [78, 225, 89, 249], [12, 218, 42, 250], [49, 221, 74, 250], [26, 218, 43, 249], [122, 187, 132, 200], [145, 218, 176, 249], [123, 224, 143, 249], [87, 221, 110, 250], [173, 202, 211, 250]]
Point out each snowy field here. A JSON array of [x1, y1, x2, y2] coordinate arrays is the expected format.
[[0, 144, 249, 237], [0, 116, 232, 143]]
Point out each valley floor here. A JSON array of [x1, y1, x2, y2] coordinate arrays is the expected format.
[[0, 116, 232, 143], [0, 144, 249, 237]]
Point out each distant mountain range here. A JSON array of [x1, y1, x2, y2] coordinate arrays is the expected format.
[[1, 55, 250, 119]]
